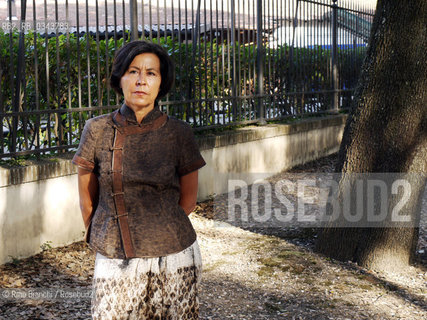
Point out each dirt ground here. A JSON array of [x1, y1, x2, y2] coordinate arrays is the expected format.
[[0, 154, 426, 319]]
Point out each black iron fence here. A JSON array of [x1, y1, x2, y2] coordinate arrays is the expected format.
[[0, 0, 374, 159]]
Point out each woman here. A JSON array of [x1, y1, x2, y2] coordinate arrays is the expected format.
[[73, 40, 206, 319]]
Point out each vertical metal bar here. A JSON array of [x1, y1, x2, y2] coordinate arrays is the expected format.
[[177, 0, 182, 113], [122, 0, 127, 42], [274, 0, 279, 117], [303, 0, 307, 113], [7, 0, 15, 19], [266, 0, 271, 118], [265, 0, 269, 119], [353, 0, 357, 96], [189, 0, 201, 124], [130, 0, 138, 40], [148, 0, 152, 41], [297, 1, 302, 115], [289, 0, 298, 115], [298, 0, 303, 115], [11, 0, 27, 155], [184, 0, 190, 122], [170, 0, 174, 56], [113, 0, 118, 49], [164, 0, 167, 45], [244, 0, 249, 116], [221, 0, 225, 125], [167, 0, 173, 114], [141, 0, 145, 41], [272, 0, 276, 117], [54, 0, 64, 148], [21, 2, 29, 152], [225, 0, 230, 124], [1, 3, 9, 154], [184, 0, 189, 122], [331, 0, 338, 111], [197, 0, 202, 125], [252, 0, 256, 119], [203, 0, 208, 125], [32, 0, 40, 152], [193, 0, 197, 125], [114, 1, 120, 104], [209, 0, 214, 123], [268, 0, 273, 118], [85, 0, 92, 112], [0, 60, 3, 154], [256, 0, 264, 122], [8, 0, 14, 155], [95, 0, 102, 113], [244, 0, 249, 119], [230, 0, 236, 120], [76, 0, 83, 134], [105, 0, 110, 106], [44, 0, 51, 151], [236, 0, 241, 120], [66, 0, 73, 145], [315, 0, 319, 112], [156, 0, 160, 44]]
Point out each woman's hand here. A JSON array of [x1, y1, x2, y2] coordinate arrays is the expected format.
[[179, 170, 199, 215], [77, 167, 99, 228]]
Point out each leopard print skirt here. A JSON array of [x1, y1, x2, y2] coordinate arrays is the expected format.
[[91, 241, 202, 320]]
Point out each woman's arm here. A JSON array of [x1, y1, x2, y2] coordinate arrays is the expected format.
[[179, 170, 199, 215], [77, 167, 99, 228]]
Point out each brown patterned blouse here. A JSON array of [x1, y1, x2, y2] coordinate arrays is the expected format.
[[72, 104, 206, 259]]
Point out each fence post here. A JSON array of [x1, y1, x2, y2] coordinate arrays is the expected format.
[[256, 0, 265, 123], [230, 0, 237, 120], [6, 0, 17, 20], [12, 0, 27, 156], [331, 0, 339, 111], [188, 0, 201, 123], [130, 0, 138, 40]]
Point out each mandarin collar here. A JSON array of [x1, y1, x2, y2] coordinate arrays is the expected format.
[[119, 104, 163, 125]]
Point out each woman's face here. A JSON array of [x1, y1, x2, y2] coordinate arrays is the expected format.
[[120, 52, 162, 112]]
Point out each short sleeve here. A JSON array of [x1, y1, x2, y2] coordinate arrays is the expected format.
[[177, 123, 206, 177], [72, 119, 97, 172]]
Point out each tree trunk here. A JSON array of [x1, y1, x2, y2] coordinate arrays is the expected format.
[[315, 0, 427, 273]]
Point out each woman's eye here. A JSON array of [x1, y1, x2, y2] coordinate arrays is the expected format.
[[129, 70, 138, 74]]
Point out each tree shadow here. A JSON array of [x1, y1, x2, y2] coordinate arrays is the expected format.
[[197, 154, 427, 317]]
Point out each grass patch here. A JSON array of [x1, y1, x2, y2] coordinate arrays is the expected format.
[[257, 265, 275, 277], [259, 257, 282, 267], [221, 250, 240, 256], [278, 250, 305, 259], [203, 260, 227, 272], [358, 284, 374, 290]]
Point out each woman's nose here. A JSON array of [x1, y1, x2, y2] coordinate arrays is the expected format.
[[136, 73, 146, 85]]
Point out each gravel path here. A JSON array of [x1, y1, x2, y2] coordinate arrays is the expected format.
[[0, 154, 426, 319]]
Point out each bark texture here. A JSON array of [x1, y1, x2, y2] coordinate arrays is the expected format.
[[315, 0, 427, 273]]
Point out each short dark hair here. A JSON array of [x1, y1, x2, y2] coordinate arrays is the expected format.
[[110, 40, 174, 100]]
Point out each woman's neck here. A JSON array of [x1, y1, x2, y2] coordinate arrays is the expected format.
[[128, 104, 155, 123]]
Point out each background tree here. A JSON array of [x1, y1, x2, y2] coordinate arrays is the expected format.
[[315, 0, 426, 273]]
